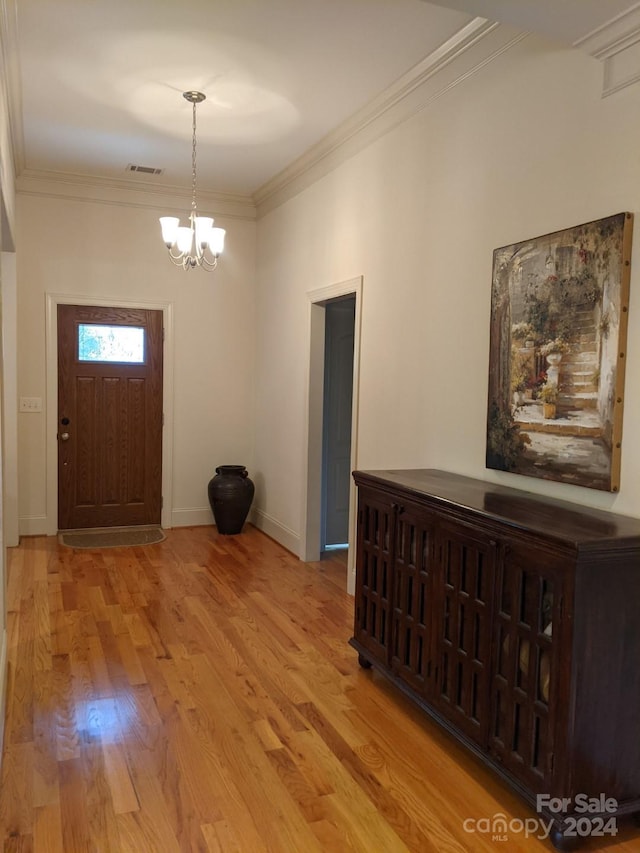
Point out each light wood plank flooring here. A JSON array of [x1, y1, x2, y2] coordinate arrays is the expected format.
[[0, 526, 637, 852]]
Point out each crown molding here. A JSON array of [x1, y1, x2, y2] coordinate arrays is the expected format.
[[0, 0, 23, 175], [16, 169, 256, 220], [601, 39, 640, 96], [573, 3, 640, 96], [253, 19, 527, 218], [573, 3, 640, 58]]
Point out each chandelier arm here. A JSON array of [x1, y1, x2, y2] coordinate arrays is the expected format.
[[168, 248, 198, 269], [199, 255, 219, 271], [167, 247, 185, 264], [204, 246, 221, 265]]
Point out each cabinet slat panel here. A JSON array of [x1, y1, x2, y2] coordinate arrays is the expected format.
[[390, 503, 434, 696], [432, 524, 495, 745]]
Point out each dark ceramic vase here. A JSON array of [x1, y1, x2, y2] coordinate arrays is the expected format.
[[207, 465, 255, 535]]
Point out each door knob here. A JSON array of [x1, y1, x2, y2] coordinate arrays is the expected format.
[[60, 432, 70, 441]]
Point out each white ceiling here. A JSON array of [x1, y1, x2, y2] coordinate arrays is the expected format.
[[10, 0, 639, 199]]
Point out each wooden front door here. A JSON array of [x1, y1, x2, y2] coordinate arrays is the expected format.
[[58, 304, 163, 530]]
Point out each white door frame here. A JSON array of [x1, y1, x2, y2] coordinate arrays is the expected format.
[[45, 293, 175, 534], [303, 276, 362, 595], [1, 252, 18, 547]]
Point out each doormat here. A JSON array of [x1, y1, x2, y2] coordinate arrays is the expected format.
[[59, 526, 165, 549]]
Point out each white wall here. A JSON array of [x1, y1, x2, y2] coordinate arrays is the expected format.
[[253, 34, 640, 557], [16, 192, 257, 533]]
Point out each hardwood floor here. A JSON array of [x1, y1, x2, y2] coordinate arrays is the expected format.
[[0, 526, 637, 852]]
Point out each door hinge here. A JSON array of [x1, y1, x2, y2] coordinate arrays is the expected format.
[[161, 496, 164, 509], [162, 412, 165, 427], [162, 327, 165, 341]]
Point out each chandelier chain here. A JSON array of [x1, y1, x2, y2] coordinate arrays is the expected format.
[[191, 100, 198, 213]]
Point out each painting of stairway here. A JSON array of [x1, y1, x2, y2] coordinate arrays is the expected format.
[[486, 212, 633, 492]]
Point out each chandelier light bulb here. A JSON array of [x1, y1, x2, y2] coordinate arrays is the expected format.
[[159, 91, 225, 271]]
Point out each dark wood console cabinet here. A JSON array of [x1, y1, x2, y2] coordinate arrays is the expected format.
[[350, 469, 640, 849]]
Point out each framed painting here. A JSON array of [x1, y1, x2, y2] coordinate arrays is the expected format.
[[486, 212, 633, 492]]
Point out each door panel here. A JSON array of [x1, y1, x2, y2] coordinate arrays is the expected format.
[[353, 488, 395, 665], [432, 522, 497, 746], [58, 305, 163, 529], [390, 502, 435, 698], [489, 544, 563, 790]]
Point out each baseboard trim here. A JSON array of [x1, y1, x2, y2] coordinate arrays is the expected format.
[[18, 514, 49, 536], [170, 507, 214, 528], [0, 628, 7, 766], [251, 508, 301, 557]]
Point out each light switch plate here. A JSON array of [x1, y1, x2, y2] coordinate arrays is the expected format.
[[19, 396, 43, 412]]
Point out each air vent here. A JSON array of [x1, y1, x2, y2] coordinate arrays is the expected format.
[[126, 164, 163, 176]]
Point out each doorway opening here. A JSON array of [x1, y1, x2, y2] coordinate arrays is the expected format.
[[304, 277, 362, 594], [321, 296, 355, 553]]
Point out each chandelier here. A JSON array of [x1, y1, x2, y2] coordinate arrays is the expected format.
[[159, 91, 225, 270]]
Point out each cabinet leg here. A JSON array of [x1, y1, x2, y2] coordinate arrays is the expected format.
[[550, 826, 579, 852], [357, 653, 372, 669]]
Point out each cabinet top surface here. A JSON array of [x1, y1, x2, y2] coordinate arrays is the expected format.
[[354, 469, 640, 548]]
